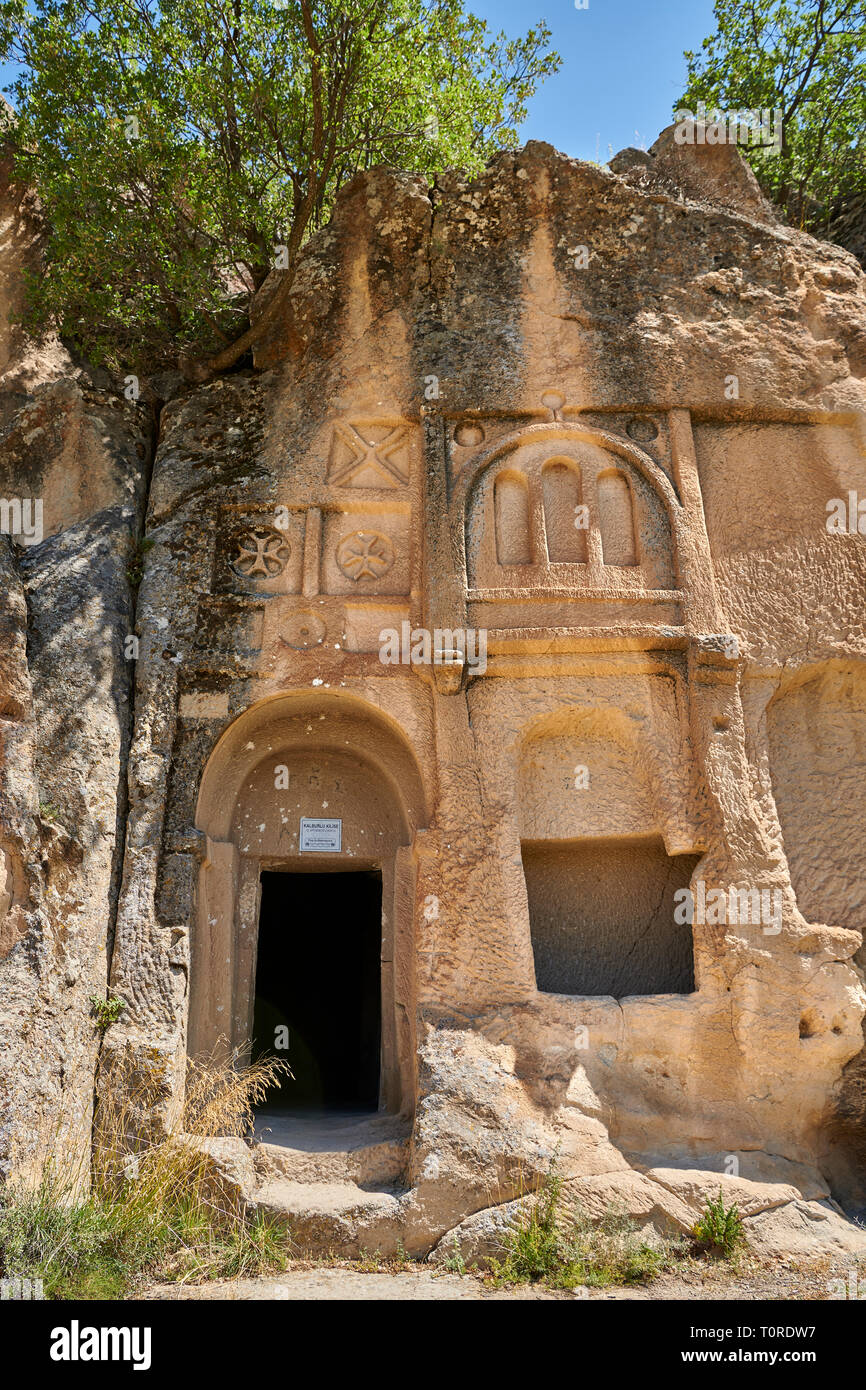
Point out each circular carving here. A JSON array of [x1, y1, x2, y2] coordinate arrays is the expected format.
[[626, 416, 659, 443], [234, 527, 290, 578], [283, 611, 326, 650], [541, 390, 566, 412], [454, 421, 485, 448], [336, 530, 394, 581]]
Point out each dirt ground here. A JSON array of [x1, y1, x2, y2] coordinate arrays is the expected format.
[[143, 1255, 854, 1301]]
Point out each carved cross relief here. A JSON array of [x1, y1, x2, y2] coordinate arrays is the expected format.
[[328, 422, 411, 489]]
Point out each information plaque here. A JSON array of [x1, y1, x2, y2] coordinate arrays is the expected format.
[[299, 817, 342, 852]]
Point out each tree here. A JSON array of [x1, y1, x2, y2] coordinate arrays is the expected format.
[[0, 0, 559, 377], [677, 0, 865, 238]]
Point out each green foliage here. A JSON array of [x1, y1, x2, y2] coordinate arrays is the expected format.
[[0, 0, 559, 374], [0, 1182, 129, 1299], [692, 1188, 746, 1258], [126, 533, 154, 587], [0, 1052, 293, 1299], [498, 1169, 565, 1284], [0, 1177, 291, 1298], [491, 1169, 668, 1289], [442, 1232, 467, 1275], [88, 993, 126, 1030], [678, 0, 865, 237]]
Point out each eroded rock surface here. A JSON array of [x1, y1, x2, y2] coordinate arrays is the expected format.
[[0, 152, 151, 1183], [1, 134, 865, 1257]]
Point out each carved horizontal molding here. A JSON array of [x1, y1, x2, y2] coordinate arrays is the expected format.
[[468, 587, 682, 603]]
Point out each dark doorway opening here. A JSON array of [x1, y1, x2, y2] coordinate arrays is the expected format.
[[253, 869, 382, 1112]]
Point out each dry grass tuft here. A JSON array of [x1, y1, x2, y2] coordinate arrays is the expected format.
[[0, 1048, 293, 1299]]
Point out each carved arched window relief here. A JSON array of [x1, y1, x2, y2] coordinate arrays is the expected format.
[[597, 468, 637, 567], [494, 470, 531, 565], [465, 432, 675, 594], [541, 459, 586, 563]]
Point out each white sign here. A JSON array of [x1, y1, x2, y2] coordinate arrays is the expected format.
[[299, 817, 342, 852]]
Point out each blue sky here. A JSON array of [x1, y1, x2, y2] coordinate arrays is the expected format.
[[472, 0, 718, 161], [0, 0, 721, 166]]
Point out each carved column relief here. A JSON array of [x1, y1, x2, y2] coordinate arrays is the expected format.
[[667, 407, 724, 634], [302, 507, 321, 597]]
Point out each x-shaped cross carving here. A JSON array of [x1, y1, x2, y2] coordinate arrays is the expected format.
[[329, 423, 409, 487]]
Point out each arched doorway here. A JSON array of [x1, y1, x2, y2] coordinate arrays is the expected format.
[[189, 691, 428, 1115]]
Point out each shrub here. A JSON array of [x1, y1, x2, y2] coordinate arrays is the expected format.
[[491, 1167, 668, 1290], [692, 1188, 746, 1258], [499, 1170, 565, 1284], [89, 994, 126, 1032]]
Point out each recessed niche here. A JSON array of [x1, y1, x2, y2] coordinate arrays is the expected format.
[[767, 666, 866, 949], [494, 470, 532, 565], [627, 416, 659, 443], [523, 836, 700, 997], [597, 469, 637, 566], [542, 460, 586, 563], [454, 421, 485, 448]]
